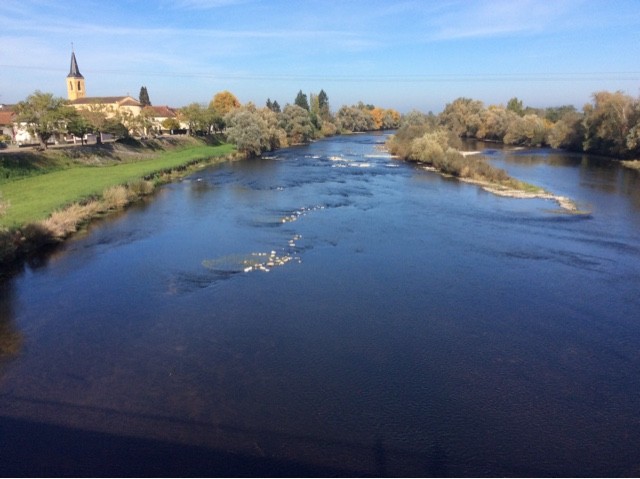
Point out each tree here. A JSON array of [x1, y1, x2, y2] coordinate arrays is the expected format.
[[506, 97, 524, 116], [294, 90, 309, 111], [259, 107, 288, 150], [582, 91, 638, 157], [317, 89, 330, 120], [77, 103, 109, 132], [139, 86, 151, 107], [279, 104, 314, 144], [439, 97, 484, 138], [544, 105, 576, 123], [15, 91, 73, 148], [161, 117, 181, 132], [210, 91, 241, 116], [179, 103, 208, 135], [503, 114, 549, 146], [101, 118, 129, 138], [224, 106, 269, 157], [548, 110, 585, 151], [476, 105, 513, 142], [66, 111, 93, 144], [336, 105, 374, 132]]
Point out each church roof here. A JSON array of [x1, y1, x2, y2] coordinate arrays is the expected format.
[[67, 52, 84, 79], [69, 96, 141, 106], [119, 98, 142, 107]]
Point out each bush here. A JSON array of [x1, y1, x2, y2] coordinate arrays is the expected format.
[[103, 185, 130, 209], [38, 201, 104, 238], [127, 179, 155, 197]]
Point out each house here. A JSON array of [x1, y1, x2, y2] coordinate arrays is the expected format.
[[142, 105, 185, 134], [0, 105, 38, 146], [0, 106, 16, 140]]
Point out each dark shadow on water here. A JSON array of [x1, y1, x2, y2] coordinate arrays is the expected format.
[[0, 416, 367, 478]]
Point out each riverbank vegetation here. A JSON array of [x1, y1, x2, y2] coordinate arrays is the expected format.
[[219, 90, 401, 157], [435, 91, 640, 160], [0, 136, 236, 267], [386, 114, 579, 212]]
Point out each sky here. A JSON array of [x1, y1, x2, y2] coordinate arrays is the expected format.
[[1, 0, 639, 113]]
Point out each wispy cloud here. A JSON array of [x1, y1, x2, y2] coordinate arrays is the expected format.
[[425, 0, 584, 40]]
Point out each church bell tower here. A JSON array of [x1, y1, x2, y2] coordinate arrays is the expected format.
[[67, 48, 86, 101]]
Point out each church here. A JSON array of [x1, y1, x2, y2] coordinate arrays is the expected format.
[[65, 50, 182, 135], [66, 50, 143, 119]]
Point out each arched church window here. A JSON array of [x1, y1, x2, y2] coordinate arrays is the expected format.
[[78, 81, 82, 91], [69, 81, 74, 90]]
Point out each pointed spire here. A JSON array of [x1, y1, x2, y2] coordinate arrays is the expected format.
[[68, 50, 84, 79]]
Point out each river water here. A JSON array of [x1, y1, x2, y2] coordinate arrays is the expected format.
[[1, 132, 640, 476]]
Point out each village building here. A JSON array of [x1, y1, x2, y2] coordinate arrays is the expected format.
[[66, 51, 185, 135], [0, 105, 16, 141], [2, 50, 186, 146], [66, 50, 143, 119]]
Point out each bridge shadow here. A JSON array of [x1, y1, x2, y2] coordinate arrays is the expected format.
[[0, 415, 366, 478]]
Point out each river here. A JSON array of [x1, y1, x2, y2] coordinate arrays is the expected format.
[[1, 132, 640, 476]]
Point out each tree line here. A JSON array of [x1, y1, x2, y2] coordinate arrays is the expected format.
[[8, 88, 402, 153], [187, 89, 401, 157], [434, 90, 640, 158], [10, 87, 638, 160]]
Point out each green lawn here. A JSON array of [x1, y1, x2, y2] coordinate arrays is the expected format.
[[0, 143, 235, 228]]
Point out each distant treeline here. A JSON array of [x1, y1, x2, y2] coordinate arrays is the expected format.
[[221, 90, 401, 157], [406, 90, 640, 159]]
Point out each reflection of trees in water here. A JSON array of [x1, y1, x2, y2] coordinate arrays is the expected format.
[[0, 280, 22, 360]]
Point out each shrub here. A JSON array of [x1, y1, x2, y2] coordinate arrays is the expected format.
[[103, 185, 130, 209], [127, 179, 155, 197], [38, 202, 103, 238]]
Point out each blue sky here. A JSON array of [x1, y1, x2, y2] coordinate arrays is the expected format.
[[1, 0, 639, 112]]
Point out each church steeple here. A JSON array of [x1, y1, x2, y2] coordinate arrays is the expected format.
[[66, 47, 86, 101]]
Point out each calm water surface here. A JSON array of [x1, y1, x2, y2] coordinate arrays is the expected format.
[[1, 133, 640, 476]]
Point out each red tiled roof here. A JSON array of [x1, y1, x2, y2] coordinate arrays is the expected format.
[[0, 111, 15, 125], [143, 105, 177, 118]]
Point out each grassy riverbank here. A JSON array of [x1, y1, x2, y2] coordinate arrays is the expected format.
[[0, 136, 237, 266]]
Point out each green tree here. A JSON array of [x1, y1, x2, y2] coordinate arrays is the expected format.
[[224, 106, 269, 157], [294, 90, 310, 111], [318, 89, 330, 120], [336, 105, 374, 132], [506, 97, 524, 116], [101, 118, 129, 138], [161, 117, 181, 132], [15, 91, 73, 148], [279, 104, 314, 143], [76, 103, 109, 132], [66, 111, 93, 144], [544, 105, 576, 123], [139, 86, 151, 107], [179, 103, 211, 135]]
